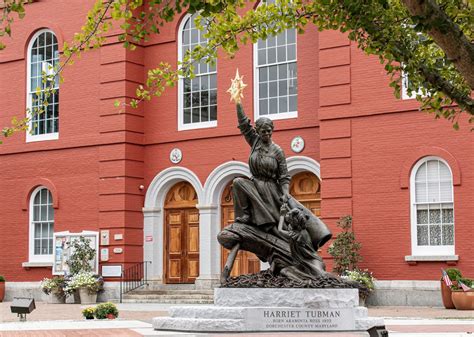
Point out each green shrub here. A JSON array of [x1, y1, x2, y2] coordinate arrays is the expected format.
[[95, 302, 119, 319], [327, 215, 362, 275], [457, 278, 473, 287], [446, 268, 462, 281], [0, 276, 5, 282]]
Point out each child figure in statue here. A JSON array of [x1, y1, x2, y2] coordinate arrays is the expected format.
[[277, 204, 327, 281]]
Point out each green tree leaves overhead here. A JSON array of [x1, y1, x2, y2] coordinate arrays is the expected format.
[[1, 0, 473, 142]]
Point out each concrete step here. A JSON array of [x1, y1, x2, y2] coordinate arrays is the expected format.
[[129, 289, 213, 296], [122, 298, 214, 304], [124, 294, 213, 300]]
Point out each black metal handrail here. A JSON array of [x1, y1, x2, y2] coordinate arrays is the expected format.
[[120, 261, 151, 303]]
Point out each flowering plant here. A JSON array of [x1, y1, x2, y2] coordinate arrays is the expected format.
[[40, 276, 66, 295], [82, 307, 95, 319], [66, 271, 103, 294], [342, 269, 376, 300]]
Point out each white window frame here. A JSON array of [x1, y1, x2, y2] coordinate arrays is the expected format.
[[253, 0, 298, 121], [401, 69, 425, 100], [26, 29, 59, 142], [409, 156, 455, 256], [177, 13, 217, 131], [28, 186, 55, 263]]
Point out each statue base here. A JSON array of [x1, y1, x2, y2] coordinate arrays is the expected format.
[[153, 288, 385, 333]]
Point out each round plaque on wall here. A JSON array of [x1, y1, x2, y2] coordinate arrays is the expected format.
[[291, 136, 305, 153], [170, 148, 183, 164]]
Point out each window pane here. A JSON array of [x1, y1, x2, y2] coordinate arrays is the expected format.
[[184, 108, 191, 123], [191, 107, 199, 123], [417, 225, 428, 245], [269, 98, 278, 114], [442, 207, 453, 223], [259, 99, 268, 115], [289, 95, 297, 112], [267, 36, 276, 48], [278, 80, 287, 96], [267, 47, 276, 64], [34, 239, 41, 254], [210, 74, 217, 89], [269, 82, 277, 98], [201, 106, 209, 121], [287, 29, 296, 44], [287, 44, 296, 61], [201, 91, 208, 105], [277, 46, 286, 62], [259, 83, 268, 98], [259, 67, 268, 82], [416, 208, 428, 224], [41, 239, 49, 254], [429, 225, 441, 245], [278, 64, 287, 79], [279, 97, 288, 113], [429, 207, 441, 224], [258, 49, 266, 65], [184, 79, 191, 92], [210, 89, 217, 105], [210, 105, 217, 120], [268, 65, 277, 81], [442, 225, 454, 245]]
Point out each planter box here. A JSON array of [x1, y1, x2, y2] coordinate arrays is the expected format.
[[451, 290, 474, 310], [49, 291, 66, 304], [78, 288, 97, 304]]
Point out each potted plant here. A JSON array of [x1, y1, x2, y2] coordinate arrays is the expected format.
[[0, 276, 5, 302], [95, 302, 119, 320], [440, 268, 462, 309], [66, 237, 97, 303], [82, 307, 95, 320], [67, 271, 103, 304], [343, 269, 375, 306], [451, 278, 474, 310], [41, 276, 67, 304]]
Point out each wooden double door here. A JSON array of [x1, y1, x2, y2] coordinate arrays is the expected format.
[[164, 182, 200, 284], [221, 172, 321, 277]]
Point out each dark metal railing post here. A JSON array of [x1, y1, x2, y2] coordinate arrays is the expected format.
[[119, 261, 151, 301], [120, 270, 123, 303]]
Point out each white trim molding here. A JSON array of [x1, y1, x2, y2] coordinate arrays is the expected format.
[[409, 156, 455, 257], [177, 13, 217, 131], [143, 166, 204, 282], [287, 155, 321, 179], [28, 186, 54, 264], [26, 28, 60, 143]]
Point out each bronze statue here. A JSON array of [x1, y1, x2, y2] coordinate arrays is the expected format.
[[218, 70, 332, 284]]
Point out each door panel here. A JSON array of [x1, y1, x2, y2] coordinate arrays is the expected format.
[[164, 182, 200, 284]]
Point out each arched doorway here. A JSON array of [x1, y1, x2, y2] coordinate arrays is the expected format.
[[164, 182, 199, 284], [221, 180, 261, 276], [290, 171, 321, 216]]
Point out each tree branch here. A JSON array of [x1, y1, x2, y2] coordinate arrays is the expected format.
[[402, 0, 474, 89]]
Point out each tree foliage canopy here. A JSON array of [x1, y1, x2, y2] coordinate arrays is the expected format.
[[1, 0, 473, 140]]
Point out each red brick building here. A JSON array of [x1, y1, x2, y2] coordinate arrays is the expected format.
[[0, 0, 472, 305]]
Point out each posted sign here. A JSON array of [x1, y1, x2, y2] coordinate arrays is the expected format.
[[52, 231, 99, 275]]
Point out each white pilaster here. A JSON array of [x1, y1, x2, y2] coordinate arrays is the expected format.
[[196, 203, 220, 288], [143, 207, 163, 281]]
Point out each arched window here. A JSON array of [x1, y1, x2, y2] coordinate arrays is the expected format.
[[410, 157, 454, 256], [27, 29, 59, 142], [178, 13, 217, 130], [29, 187, 54, 261], [254, 0, 297, 120]]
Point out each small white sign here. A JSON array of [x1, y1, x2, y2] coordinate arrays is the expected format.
[[170, 148, 183, 164], [113, 247, 123, 254], [245, 308, 355, 331], [291, 136, 305, 153], [102, 265, 122, 277], [100, 248, 109, 261]]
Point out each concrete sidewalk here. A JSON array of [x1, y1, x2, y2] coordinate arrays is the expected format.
[[0, 302, 472, 336]]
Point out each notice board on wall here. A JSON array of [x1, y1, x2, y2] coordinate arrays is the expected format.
[[52, 231, 99, 275]]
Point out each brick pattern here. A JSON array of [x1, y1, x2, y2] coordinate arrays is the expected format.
[[98, 38, 145, 267]]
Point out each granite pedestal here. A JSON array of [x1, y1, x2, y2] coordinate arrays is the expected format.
[[153, 288, 385, 333]]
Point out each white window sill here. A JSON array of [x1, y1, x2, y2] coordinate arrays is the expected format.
[[26, 132, 59, 143], [404, 255, 459, 262], [22, 262, 53, 268], [257, 111, 298, 121], [178, 121, 217, 131]]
